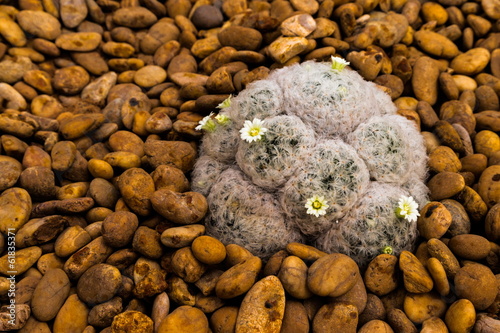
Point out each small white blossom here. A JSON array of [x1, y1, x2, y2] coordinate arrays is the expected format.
[[395, 195, 420, 222], [195, 112, 217, 132], [217, 95, 232, 109], [305, 195, 329, 217], [240, 118, 268, 142], [331, 56, 350, 72], [215, 114, 230, 125]]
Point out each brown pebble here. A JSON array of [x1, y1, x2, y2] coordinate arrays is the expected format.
[[399, 251, 434, 293], [417, 202, 452, 240], [448, 234, 491, 260], [364, 254, 399, 296], [455, 262, 497, 310], [427, 238, 460, 279]]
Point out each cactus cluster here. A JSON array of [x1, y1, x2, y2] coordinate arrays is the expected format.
[[191, 59, 428, 266]]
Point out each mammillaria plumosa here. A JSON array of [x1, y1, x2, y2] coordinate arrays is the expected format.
[[191, 57, 428, 266]]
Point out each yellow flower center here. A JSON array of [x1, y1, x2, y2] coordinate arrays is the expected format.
[[249, 128, 260, 137], [312, 200, 322, 209]]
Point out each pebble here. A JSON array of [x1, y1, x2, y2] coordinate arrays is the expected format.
[[268, 36, 310, 64], [450, 47, 491, 75], [236, 275, 285, 333], [218, 26, 263, 51], [60, 0, 88, 28], [290, 0, 319, 14], [31, 268, 70, 321], [16, 10, 61, 41], [134, 65, 167, 88], [191, 5, 224, 30], [281, 14, 317, 37], [55, 32, 102, 52], [111, 311, 154, 333], [53, 294, 89, 332], [399, 251, 434, 293], [112, 7, 158, 29], [454, 263, 497, 310], [77, 263, 122, 305], [0, 56, 35, 84]]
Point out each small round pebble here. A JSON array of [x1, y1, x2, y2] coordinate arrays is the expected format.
[[191, 5, 224, 30]]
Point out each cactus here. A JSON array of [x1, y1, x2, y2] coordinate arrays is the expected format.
[[192, 59, 428, 265]]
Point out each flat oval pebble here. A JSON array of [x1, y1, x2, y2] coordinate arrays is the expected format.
[[450, 47, 491, 75], [268, 36, 310, 64], [112, 7, 158, 28], [191, 5, 223, 29], [454, 262, 497, 310], [55, 225, 92, 257], [59, 0, 87, 28], [0, 246, 41, 275], [134, 65, 167, 88], [403, 292, 447, 324], [216, 256, 262, 299], [0, 155, 22, 191], [17, 10, 61, 40], [0, 187, 32, 233], [77, 263, 122, 305], [281, 14, 317, 37], [161, 224, 206, 248], [191, 235, 226, 265], [157, 306, 208, 333], [427, 238, 460, 279], [116, 168, 155, 216], [31, 268, 71, 321], [63, 236, 114, 280], [291, 0, 320, 14], [218, 26, 263, 51], [307, 253, 359, 297], [55, 32, 102, 52], [53, 66, 91, 95], [312, 302, 358, 333], [448, 234, 491, 260], [399, 251, 434, 293], [151, 189, 208, 225], [53, 294, 89, 332], [235, 275, 285, 333]]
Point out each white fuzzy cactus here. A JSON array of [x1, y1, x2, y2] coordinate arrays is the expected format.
[[192, 59, 428, 264]]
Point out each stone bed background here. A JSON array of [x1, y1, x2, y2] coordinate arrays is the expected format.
[[0, 0, 499, 332]]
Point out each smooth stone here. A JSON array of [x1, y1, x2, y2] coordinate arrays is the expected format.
[[31, 269, 71, 321], [268, 37, 309, 64], [55, 32, 102, 52], [0, 187, 32, 233], [281, 14, 317, 37], [235, 276, 285, 333]]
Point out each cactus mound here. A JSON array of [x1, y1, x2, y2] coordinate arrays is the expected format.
[[192, 60, 428, 264]]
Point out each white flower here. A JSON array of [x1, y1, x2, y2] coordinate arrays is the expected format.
[[305, 195, 329, 217], [331, 56, 350, 71], [215, 114, 230, 125], [240, 118, 268, 142], [195, 112, 217, 132], [395, 195, 420, 222], [217, 95, 232, 109]]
